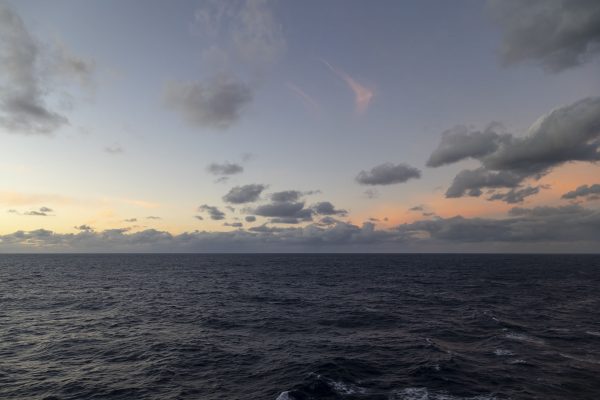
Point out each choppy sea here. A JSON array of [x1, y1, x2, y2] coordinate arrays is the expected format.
[[1, 254, 599, 399]]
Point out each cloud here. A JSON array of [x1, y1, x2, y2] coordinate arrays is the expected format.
[[207, 161, 243, 175], [0, 3, 93, 135], [364, 189, 379, 199], [2, 204, 600, 252], [23, 206, 53, 216], [286, 82, 320, 113], [426, 124, 508, 167], [409, 205, 425, 212], [489, 0, 600, 72], [562, 184, 600, 200], [487, 185, 541, 204], [146, 216, 162, 220], [223, 184, 266, 204], [271, 190, 302, 203], [164, 74, 252, 130], [322, 59, 374, 114], [124, 218, 137, 223], [198, 204, 226, 220], [74, 224, 93, 231], [195, 0, 285, 67], [311, 201, 347, 216], [398, 204, 600, 244], [105, 143, 124, 154], [252, 201, 309, 218], [356, 162, 421, 185], [245, 215, 256, 222], [224, 222, 243, 228], [430, 97, 600, 198], [194, 215, 204, 220]]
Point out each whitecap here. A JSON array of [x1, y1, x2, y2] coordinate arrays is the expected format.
[[559, 353, 600, 365], [391, 387, 497, 400], [586, 330, 600, 337], [504, 332, 544, 345], [275, 391, 293, 400], [494, 349, 514, 356], [329, 379, 367, 395]]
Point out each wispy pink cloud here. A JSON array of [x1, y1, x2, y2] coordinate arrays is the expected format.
[[321, 59, 374, 114], [286, 82, 320, 113]]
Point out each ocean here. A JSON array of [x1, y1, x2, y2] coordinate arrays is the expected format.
[[1, 254, 599, 399]]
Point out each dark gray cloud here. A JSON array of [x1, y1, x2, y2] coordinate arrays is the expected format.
[[2, 204, 600, 252], [245, 215, 256, 222], [356, 162, 421, 185], [270, 217, 302, 224], [124, 218, 137, 223], [223, 184, 266, 204], [224, 222, 243, 228], [74, 224, 93, 231], [198, 204, 225, 220], [562, 184, 600, 200], [194, 215, 204, 220], [489, 0, 600, 72], [409, 205, 424, 212], [207, 162, 243, 176], [446, 168, 524, 198], [0, 3, 93, 135], [488, 185, 541, 204], [271, 190, 303, 203], [252, 201, 308, 218], [426, 124, 508, 167], [311, 201, 347, 216], [431, 97, 600, 198], [398, 204, 600, 244], [164, 74, 252, 130], [319, 216, 341, 226]]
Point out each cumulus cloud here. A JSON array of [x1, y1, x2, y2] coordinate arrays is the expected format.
[[270, 190, 303, 203], [74, 224, 93, 231], [562, 184, 600, 200], [164, 74, 252, 130], [426, 124, 508, 167], [398, 204, 600, 244], [269, 190, 320, 203], [311, 201, 347, 216], [20, 206, 53, 216], [223, 184, 266, 204], [487, 185, 541, 204], [245, 215, 256, 222], [224, 222, 243, 228], [198, 204, 225, 220], [489, 0, 600, 72], [207, 161, 243, 176], [2, 204, 600, 252], [0, 3, 94, 135], [356, 162, 421, 186], [252, 201, 310, 219], [430, 97, 600, 199]]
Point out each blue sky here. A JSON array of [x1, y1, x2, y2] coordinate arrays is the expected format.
[[1, 0, 600, 252]]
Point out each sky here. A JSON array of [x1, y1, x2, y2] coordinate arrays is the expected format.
[[1, 0, 599, 252]]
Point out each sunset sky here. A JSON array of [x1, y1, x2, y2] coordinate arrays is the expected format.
[[1, 0, 599, 252]]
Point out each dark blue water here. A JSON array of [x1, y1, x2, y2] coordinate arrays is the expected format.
[[1, 254, 599, 400]]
